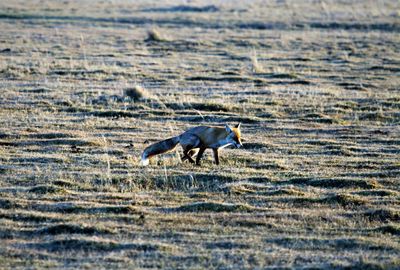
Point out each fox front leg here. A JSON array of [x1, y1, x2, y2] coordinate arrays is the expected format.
[[212, 149, 220, 165], [195, 147, 206, 166]]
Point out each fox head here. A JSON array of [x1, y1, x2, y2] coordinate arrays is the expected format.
[[225, 123, 242, 148]]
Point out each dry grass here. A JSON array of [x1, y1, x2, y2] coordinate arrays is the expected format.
[[124, 85, 151, 101], [149, 28, 172, 43], [0, 0, 399, 269]]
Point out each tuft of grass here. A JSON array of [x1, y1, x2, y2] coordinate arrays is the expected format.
[[250, 49, 265, 73], [146, 28, 168, 42], [124, 85, 151, 101]]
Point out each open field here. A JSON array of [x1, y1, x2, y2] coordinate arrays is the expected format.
[[0, 0, 399, 268]]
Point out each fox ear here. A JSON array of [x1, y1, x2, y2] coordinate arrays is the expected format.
[[235, 123, 241, 129], [225, 124, 232, 133]]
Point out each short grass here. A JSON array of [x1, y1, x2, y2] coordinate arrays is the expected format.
[[0, 0, 399, 269]]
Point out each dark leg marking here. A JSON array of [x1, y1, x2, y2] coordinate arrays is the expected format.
[[196, 147, 206, 166], [182, 149, 195, 163], [213, 148, 219, 165]]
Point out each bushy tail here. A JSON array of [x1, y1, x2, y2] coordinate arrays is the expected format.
[[141, 136, 180, 166]]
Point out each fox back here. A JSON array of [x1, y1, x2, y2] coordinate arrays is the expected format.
[[184, 124, 242, 149]]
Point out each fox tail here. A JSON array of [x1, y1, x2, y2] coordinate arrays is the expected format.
[[140, 136, 180, 166]]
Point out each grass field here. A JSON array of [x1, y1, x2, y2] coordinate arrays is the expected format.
[[0, 0, 399, 269]]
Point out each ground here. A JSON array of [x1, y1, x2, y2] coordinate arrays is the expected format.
[[0, 0, 399, 269]]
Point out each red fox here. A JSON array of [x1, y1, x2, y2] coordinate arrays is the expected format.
[[141, 123, 242, 166]]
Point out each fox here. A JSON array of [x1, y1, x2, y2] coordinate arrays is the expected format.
[[141, 123, 243, 166]]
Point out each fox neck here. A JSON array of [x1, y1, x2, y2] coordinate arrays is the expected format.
[[209, 137, 233, 149]]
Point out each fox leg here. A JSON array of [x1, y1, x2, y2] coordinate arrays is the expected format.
[[188, 149, 198, 158], [181, 149, 198, 163], [182, 149, 196, 163], [180, 135, 201, 164], [196, 147, 206, 166], [212, 149, 220, 165]]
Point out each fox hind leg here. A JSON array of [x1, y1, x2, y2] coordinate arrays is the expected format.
[[187, 149, 198, 158], [181, 149, 199, 163], [180, 135, 201, 164], [196, 147, 206, 166], [182, 149, 196, 163], [180, 134, 206, 166]]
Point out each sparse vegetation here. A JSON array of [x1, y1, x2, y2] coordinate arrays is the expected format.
[[146, 28, 168, 42], [0, 0, 399, 269], [124, 85, 151, 101], [250, 49, 265, 73]]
